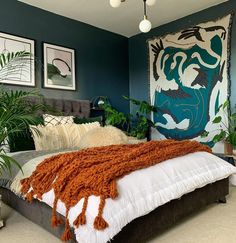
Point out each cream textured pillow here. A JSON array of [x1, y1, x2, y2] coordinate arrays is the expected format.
[[127, 136, 147, 144], [30, 122, 100, 151], [43, 114, 74, 127], [79, 125, 129, 149]]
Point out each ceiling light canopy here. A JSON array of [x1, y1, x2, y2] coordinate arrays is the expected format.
[[146, 0, 156, 6], [109, 0, 122, 8], [109, 0, 156, 33]]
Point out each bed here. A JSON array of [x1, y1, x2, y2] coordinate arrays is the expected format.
[[1, 98, 236, 243]]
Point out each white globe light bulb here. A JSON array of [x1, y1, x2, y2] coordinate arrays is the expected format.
[[139, 18, 152, 33], [110, 0, 121, 8], [146, 0, 156, 6]]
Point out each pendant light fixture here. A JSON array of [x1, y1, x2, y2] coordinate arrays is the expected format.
[[139, 0, 152, 33], [109, 0, 156, 33]]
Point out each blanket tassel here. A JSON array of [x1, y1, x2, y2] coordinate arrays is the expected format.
[[94, 196, 109, 230], [61, 209, 72, 242], [26, 190, 34, 202], [73, 196, 88, 228], [61, 219, 72, 242], [51, 198, 64, 228]]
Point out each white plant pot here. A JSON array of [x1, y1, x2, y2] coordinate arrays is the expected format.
[[233, 149, 236, 156], [0, 194, 4, 228]]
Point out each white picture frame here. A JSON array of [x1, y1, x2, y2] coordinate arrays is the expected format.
[[0, 32, 35, 87], [43, 43, 76, 91]]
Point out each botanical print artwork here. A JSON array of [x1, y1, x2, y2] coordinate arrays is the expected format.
[[148, 14, 232, 148], [43, 43, 76, 90], [0, 32, 35, 86]]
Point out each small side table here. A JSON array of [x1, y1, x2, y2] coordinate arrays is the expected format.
[[0, 194, 4, 228], [214, 153, 235, 166]]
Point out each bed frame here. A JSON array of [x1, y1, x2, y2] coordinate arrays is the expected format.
[[0, 98, 230, 242], [0, 179, 229, 243]]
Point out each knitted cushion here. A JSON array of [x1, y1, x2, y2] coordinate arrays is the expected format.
[[43, 114, 74, 127], [30, 122, 100, 151]]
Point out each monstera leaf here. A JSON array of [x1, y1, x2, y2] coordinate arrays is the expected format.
[[213, 116, 222, 124]]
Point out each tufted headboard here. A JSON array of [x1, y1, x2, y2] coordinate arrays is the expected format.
[[29, 98, 91, 118]]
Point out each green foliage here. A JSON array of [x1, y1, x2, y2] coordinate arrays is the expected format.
[[212, 116, 222, 124], [102, 102, 128, 129], [201, 131, 209, 138], [212, 130, 227, 143], [201, 100, 236, 147], [123, 96, 157, 114], [102, 96, 157, 139], [0, 87, 46, 175], [226, 132, 236, 147]]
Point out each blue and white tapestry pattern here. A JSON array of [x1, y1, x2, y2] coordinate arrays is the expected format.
[[148, 15, 232, 150]]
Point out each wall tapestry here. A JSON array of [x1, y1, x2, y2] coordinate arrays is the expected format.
[[0, 32, 35, 86], [148, 14, 232, 149], [43, 43, 76, 90]]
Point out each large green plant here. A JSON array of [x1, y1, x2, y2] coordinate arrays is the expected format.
[[0, 88, 45, 175], [102, 96, 157, 139], [123, 96, 157, 139], [201, 101, 236, 146]]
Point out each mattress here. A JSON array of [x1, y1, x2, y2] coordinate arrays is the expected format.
[[1, 150, 236, 243]]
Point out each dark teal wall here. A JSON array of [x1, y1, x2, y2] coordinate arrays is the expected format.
[[2, 1, 235, 114], [1, 0, 129, 113], [129, 0, 236, 112]]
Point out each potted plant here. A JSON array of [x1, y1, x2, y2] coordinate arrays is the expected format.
[[101, 96, 157, 140], [122, 96, 157, 139], [0, 87, 47, 172], [201, 100, 236, 155], [0, 88, 46, 227]]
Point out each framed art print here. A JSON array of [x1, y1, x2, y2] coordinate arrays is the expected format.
[[43, 43, 76, 90], [0, 32, 35, 86]]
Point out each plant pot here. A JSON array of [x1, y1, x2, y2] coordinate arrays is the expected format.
[[224, 141, 233, 155], [0, 194, 4, 228], [233, 148, 236, 156]]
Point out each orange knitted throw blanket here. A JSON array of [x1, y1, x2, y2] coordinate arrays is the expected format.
[[20, 139, 211, 241]]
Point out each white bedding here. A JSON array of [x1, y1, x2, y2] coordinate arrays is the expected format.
[[10, 151, 236, 243]]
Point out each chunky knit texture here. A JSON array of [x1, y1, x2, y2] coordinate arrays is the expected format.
[[20, 139, 211, 241]]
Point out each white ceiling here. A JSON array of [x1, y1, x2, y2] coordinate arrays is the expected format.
[[18, 0, 227, 37]]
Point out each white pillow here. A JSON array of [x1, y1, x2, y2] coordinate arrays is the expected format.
[[79, 125, 129, 149], [43, 114, 74, 127], [30, 122, 100, 151]]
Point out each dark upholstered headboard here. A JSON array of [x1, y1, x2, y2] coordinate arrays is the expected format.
[[29, 98, 91, 118]]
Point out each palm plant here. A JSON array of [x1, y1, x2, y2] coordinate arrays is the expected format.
[[0, 88, 45, 175]]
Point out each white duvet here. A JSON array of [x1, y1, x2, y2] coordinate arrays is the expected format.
[[10, 151, 236, 243]]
